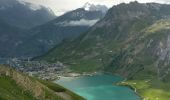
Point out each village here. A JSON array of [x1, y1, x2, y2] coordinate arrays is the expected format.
[[6, 58, 66, 80]]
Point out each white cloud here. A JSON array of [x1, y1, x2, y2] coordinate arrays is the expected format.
[[19, 0, 170, 15], [19, 1, 42, 11], [55, 19, 99, 26]]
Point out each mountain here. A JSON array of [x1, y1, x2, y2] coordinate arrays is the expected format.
[[37, 2, 170, 99], [15, 3, 108, 57], [0, 0, 56, 58], [0, 19, 24, 57], [0, 0, 55, 29], [0, 65, 84, 100]]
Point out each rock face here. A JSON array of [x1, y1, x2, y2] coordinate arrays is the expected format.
[[39, 2, 170, 81], [14, 5, 108, 57], [156, 33, 170, 80]]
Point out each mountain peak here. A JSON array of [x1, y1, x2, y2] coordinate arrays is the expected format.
[[83, 2, 94, 11], [83, 2, 108, 13]]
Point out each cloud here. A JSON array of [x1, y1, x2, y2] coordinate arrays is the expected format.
[[55, 19, 99, 27], [19, 1, 42, 10], [18, 0, 123, 15], [18, 0, 170, 15]]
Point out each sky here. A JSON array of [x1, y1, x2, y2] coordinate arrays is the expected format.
[[19, 0, 170, 16]]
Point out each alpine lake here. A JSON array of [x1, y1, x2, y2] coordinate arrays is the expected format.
[[55, 73, 140, 100]]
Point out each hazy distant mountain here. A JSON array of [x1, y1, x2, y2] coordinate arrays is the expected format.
[[0, 0, 56, 57], [0, 19, 24, 57], [0, 0, 56, 29], [15, 3, 108, 57]]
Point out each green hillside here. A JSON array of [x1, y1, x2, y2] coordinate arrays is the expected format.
[[0, 65, 85, 100]]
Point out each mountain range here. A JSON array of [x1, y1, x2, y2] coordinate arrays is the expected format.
[[0, 1, 108, 57], [39, 1, 170, 79], [2, 1, 170, 99], [12, 2, 108, 57], [37, 2, 170, 99]]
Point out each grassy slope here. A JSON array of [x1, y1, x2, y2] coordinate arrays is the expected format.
[[0, 76, 35, 100], [119, 79, 170, 100], [0, 65, 85, 100]]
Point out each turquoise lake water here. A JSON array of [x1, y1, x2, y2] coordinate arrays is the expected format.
[[55, 74, 140, 100]]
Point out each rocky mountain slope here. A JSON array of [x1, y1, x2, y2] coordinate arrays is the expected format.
[[15, 3, 108, 57], [0, 65, 84, 100]]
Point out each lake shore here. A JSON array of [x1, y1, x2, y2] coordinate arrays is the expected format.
[[55, 74, 140, 100], [117, 81, 142, 100], [117, 79, 170, 100], [56, 71, 141, 100], [62, 71, 98, 77]]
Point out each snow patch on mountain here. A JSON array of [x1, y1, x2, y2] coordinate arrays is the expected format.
[[83, 2, 108, 13], [84, 2, 92, 11]]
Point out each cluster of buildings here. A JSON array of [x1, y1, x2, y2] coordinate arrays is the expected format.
[[7, 58, 66, 80]]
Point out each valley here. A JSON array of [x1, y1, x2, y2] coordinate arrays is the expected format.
[[1, 1, 170, 100], [36, 2, 170, 100]]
